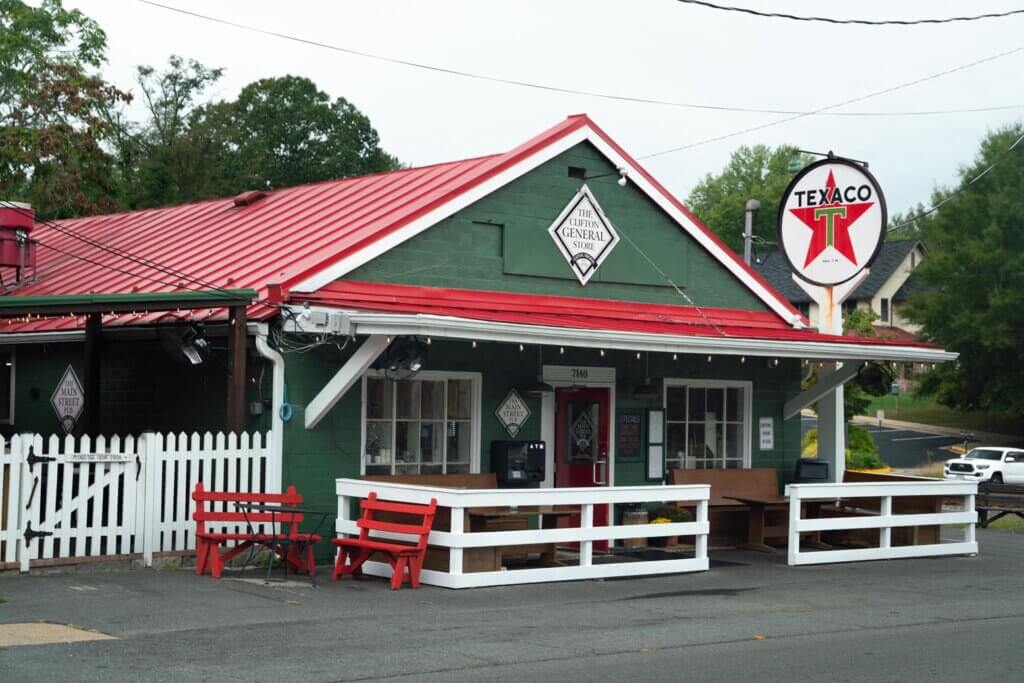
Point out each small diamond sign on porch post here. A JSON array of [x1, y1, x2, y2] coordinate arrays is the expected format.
[[51, 365, 85, 434], [495, 389, 531, 437]]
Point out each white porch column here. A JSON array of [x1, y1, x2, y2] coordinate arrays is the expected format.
[[817, 364, 846, 483]]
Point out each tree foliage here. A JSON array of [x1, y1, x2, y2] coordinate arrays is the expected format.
[[686, 144, 807, 253], [0, 0, 130, 218], [904, 124, 1024, 417]]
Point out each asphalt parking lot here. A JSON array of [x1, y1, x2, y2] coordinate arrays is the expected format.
[[1, 529, 1022, 682]]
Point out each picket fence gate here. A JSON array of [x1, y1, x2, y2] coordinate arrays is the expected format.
[[0, 431, 280, 573]]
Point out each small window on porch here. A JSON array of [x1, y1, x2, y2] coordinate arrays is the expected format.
[[664, 381, 749, 471], [0, 349, 12, 424], [363, 372, 480, 476]]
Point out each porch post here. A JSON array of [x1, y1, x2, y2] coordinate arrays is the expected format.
[[226, 306, 247, 434], [817, 365, 846, 483], [80, 312, 102, 435]]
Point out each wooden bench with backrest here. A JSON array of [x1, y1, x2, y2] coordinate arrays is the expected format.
[[669, 468, 788, 551], [192, 482, 322, 579], [332, 492, 438, 590], [973, 482, 1024, 528]]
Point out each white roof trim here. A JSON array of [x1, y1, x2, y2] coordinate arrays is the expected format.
[[284, 307, 956, 364], [288, 123, 803, 327]]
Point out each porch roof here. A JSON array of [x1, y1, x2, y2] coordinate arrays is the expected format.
[[291, 280, 957, 364]]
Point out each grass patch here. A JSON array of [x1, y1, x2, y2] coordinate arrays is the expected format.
[[986, 515, 1024, 532], [862, 394, 1024, 437]]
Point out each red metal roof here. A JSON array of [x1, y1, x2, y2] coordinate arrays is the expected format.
[[1, 114, 800, 334], [299, 280, 940, 349]]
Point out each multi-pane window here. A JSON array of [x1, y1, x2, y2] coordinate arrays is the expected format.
[[363, 374, 477, 475], [665, 383, 748, 470], [880, 298, 890, 323]]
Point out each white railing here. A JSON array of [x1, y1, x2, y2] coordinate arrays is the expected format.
[[1, 431, 280, 572], [785, 480, 978, 566], [335, 478, 710, 589]]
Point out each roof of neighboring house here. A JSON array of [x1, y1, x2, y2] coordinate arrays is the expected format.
[[893, 271, 930, 302], [1, 114, 802, 335], [870, 325, 921, 343], [754, 240, 922, 304], [299, 280, 943, 351]]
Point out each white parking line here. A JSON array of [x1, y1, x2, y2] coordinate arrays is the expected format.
[[890, 434, 957, 442]]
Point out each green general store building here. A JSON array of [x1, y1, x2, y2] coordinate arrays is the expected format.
[[0, 115, 951, 524]]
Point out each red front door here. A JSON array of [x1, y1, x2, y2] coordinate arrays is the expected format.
[[554, 387, 610, 549]]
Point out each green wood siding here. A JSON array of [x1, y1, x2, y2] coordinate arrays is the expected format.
[[346, 142, 767, 311]]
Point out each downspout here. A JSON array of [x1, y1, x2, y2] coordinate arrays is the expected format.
[[254, 323, 285, 493]]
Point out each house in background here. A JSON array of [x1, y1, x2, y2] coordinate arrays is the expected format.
[[755, 239, 929, 388]]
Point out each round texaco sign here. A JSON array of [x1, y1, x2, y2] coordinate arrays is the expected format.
[[776, 158, 887, 287]]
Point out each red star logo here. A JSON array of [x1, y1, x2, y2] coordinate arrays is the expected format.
[[789, 170, 874, 268]]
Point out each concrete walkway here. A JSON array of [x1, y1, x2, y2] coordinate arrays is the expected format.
[[1, 530, 1022, 682]]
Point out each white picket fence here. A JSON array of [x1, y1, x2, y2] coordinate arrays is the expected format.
[[336, 478, 711, 589], [1, 432, 280, 572], [785, 480, 979, 565]]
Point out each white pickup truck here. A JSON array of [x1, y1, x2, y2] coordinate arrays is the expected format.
[[944, 447, 1024, 484]]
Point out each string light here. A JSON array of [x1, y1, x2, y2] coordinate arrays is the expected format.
[[519, 343, 524, 352], [471, 340, 477, 349], [636, 352, 641, 360], [773, 359, 779, 366], [599, 349, 605, 357], [707, 355, 712, 362], [426, 337, 432, 345], [672, 353, 678, 361], [740, 356, 746, 364], [559, 346, 565, 355]]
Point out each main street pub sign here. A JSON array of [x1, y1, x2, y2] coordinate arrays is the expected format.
[[777, 158, 887, 287], [548, 185, 620, 285]]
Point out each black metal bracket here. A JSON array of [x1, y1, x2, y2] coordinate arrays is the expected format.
[[136, 454, 142, 481], [23, 521, 53, 547], [26, 445, 57, 470]]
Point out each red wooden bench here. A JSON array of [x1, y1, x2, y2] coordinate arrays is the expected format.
[[331, 492, 438, 590], [192, 482, 323, 579]]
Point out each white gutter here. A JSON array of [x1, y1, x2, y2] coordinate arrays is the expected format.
[[253, 323, 285, 493], [0, 330, 85, 344], [284, 307, 957, 365]]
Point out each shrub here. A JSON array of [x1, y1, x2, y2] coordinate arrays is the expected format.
[[801, 426, 886, 469]]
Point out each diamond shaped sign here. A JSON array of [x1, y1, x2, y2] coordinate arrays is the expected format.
[[548, 185, 620, 285], [570, 410, 594, 450], [495, 389, 531, 437], [51, 365, 84, 434]]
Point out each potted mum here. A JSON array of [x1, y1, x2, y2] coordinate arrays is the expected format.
[[646, 505, 694, 547]]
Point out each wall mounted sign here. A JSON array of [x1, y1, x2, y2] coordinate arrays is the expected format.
[[70, 452, 132, 463], [495, 389, 531, 437], [616, 411, 643, 462], [759, 416, 775, 451], [646, 408, 665, 481], [548, 185, 620, 286], [777, 158, 887, 287], [542, 365, 616, 384], [51, 365, 84, 434]]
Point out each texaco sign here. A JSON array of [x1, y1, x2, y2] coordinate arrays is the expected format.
[[548, 185, 620, 286], [777, 158, 887, 287]]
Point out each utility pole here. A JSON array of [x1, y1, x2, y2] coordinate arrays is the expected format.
[[743, 199, 760, 264]]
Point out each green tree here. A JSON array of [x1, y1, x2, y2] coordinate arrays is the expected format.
[[904, 124, 1024, 417], [686, 144, 806, 253], [111, 55, 228, 208], [228, 76, 399, 190], [0, 0, 130, 218], [842, 308, 878, 420]]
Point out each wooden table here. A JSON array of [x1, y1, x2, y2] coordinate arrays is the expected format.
[[725, 494, 789, 553]]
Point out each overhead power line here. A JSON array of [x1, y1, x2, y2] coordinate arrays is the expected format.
[[675, 1, 1024, 26], [888, 128, 1024, 232], [640, 42, 1024, 159], [135, 1, 1024, 119]]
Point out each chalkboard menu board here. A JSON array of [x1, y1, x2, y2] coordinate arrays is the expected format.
[[616, 411, 644, 462]]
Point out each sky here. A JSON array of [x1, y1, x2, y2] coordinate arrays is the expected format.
[[67, 0, 1024, 220]]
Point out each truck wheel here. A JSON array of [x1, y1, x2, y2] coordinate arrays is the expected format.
[[990, 473, 1003, 484]]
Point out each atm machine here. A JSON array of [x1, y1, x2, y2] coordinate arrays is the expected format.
[[490, 440, 546, 488]]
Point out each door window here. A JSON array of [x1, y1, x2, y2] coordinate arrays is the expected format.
[[565, 399, 600, 463]]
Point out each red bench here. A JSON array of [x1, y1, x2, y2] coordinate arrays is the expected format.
[[192, 483, 323, 579], [331, 492, 438, 590]]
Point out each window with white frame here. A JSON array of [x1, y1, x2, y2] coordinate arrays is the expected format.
[[362, 372, 480, 475], [664, 381, 750, 470]]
